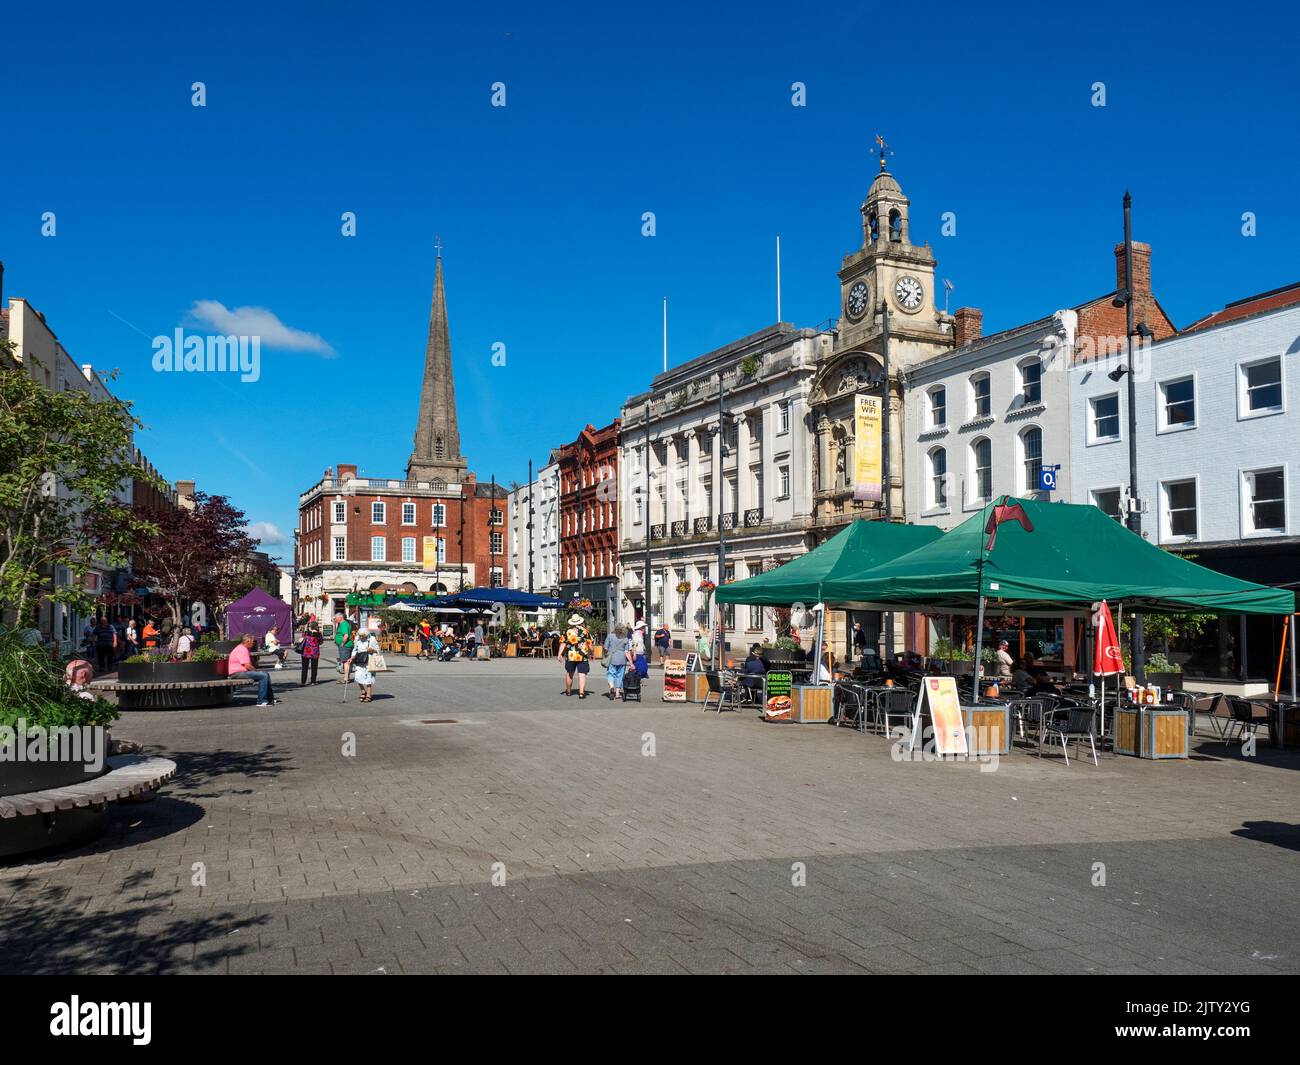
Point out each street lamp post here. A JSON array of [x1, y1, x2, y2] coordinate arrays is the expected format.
[[644, 403, 653, 627], [879, 300, 894, 662], [716, 372, 729, 664], [1113, 191, 1146, 684]]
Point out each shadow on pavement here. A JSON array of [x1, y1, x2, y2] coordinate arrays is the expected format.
[[0, 882, 268, 974], [1232, 820, 1300, 852]]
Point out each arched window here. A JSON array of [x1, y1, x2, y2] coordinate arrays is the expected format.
[[971, 438, 992, 503], [1019, 357, 1042, 405], [928, 386, 946, 429], [888, 209, 903, 242], [868, 210, 880, 242], [969, 372, 991, 419], [1020, 427, 1043, 495], [928, 447, 948, 509], [434, 434, 445, 459]]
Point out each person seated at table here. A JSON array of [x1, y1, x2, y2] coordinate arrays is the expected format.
[[813, 641, 835, 684], [1019, 655, 1061, 696], [741, 643, 766, 695], [1011, 657, 1035, 690]]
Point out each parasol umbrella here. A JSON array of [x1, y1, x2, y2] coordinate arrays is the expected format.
[[1092, 599, 1123, 742]]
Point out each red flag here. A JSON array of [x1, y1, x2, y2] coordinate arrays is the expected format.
[[1092, 600, 1123, 676], [984, 499, 1034, 551]]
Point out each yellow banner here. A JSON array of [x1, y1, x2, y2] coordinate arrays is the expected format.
[[853, 393, 882, 502], [422, 536, 438, 571]]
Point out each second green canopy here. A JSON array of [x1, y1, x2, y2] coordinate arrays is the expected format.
[[714, 519, 943, 606]]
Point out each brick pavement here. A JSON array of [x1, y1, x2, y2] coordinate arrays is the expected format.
[[2, 655, 1298, 974]]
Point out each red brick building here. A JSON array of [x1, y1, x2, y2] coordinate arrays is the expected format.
[[556, 420, 621, 618], [294, 253, 509, 615]]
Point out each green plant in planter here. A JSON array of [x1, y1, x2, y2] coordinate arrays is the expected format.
[[190, 646, 226, 663], [774, 636, 800, 652], [1145, 652, 1182, 674], [0, 630, 118, 730]]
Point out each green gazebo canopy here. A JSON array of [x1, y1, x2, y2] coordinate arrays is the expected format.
[[714, 519, 943, 606], [821, 496, 1295, 616]]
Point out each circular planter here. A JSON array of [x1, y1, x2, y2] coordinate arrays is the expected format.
[[118, 660, 221, 685], [0, 729, 109, 797]]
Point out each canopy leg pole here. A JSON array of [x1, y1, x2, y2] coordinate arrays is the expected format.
[[1273, 613, 1289, 702], [1290, 613, 1297, 705], [814, 603, 826, 687], [972, 595, 987, 703]]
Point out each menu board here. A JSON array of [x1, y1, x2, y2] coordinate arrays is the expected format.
[[684, 653, 701, 673], [765, 671, 793, 721], [922, 676, 968, 755], [663, 658, 687, 702]]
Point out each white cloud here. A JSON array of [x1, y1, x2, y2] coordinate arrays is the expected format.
[[186, 301, 336, 357], [248, 521, 289, 546]]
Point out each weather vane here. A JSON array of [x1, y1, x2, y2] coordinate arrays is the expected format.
[[875, 134, 893, 172], [435, 233, 443, 258]]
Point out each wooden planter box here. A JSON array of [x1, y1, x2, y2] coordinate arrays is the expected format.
[[685, 672, 711, 702], [405, 640, 422, 656], [1115, 707, 1188, 759], [962, 704, 1011, 755], [504, 642, 518, 657], [790, 685, 833, 723]]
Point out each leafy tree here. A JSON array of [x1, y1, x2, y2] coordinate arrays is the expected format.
[[0, 347, 163, 628], [120, 492, 262, 643]]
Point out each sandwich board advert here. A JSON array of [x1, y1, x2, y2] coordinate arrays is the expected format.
[[663, 657, 687, 702], [913, 676, 967, 755], [764, 671, 793, 722]]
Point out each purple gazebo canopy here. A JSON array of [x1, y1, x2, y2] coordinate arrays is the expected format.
[[225, 587, 293, 646]]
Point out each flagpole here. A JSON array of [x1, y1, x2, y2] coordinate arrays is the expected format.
[[970, 495, 996, 703]]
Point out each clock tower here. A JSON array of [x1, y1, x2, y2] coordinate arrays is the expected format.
[[835, 147, 950, 364]]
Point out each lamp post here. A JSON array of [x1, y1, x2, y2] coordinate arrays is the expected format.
[[1111, 191, 1146, 684], [716, 372, 731, 664], [644, 402, 653, 627], [879, 299, 894, 661]]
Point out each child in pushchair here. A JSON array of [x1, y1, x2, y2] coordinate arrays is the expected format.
[[435, 637, 458, 661]]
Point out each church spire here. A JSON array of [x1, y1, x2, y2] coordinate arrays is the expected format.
[[407, 245, 467, 484]]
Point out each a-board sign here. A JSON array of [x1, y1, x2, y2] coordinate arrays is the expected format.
[[913, 676, 968, 756], [684, 652, 701, 673], [663, 658, 687, 701], [765, 670, 793, 721]]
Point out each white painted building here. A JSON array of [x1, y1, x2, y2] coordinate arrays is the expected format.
[[1070, 291, 1300, 690], [902, 310, 1077, 529], [1, 294, 133, 647], [507, 455, 561, 594], [618, 323, 831, 649]]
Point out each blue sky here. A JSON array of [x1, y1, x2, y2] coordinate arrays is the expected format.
[[3, 1, 1297, 562]]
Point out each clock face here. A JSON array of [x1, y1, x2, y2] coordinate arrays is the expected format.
[[845, 280, 869, 319], [894, 275, 923, 311]]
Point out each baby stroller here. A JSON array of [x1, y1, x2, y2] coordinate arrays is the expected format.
[[436, 638, 458, 662], [622, 668, 643, 702]]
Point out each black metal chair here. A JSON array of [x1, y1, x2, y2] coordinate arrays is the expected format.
[[1041, 707, 1099, 766], [702, 670, 740, 715], [1008, 697, 1054, 752], [877, 687, 915, 739], [1226, 697, 1269, 744]]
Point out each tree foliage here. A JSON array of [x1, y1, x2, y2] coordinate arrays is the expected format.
[[0, 348, 163, 626]]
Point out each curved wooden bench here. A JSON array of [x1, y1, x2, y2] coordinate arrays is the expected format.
[[90, 676, 255, 710], [0, 754, 177, 857]]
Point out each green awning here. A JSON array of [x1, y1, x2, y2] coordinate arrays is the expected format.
[[714, 519, 943, 606], [823, 496, 1295, 616]]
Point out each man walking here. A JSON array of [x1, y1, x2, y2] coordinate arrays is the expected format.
[[90, 616, 118, 675], [229, 634, 277, 707], [334, 612, 355, 684]]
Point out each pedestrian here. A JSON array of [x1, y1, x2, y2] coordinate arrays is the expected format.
[[349, 628, 377, 702], [300, 622, 321, 685], [695, 627, 711, 666], [653, 622, 671, 664], [603, 623, 633, 700], [558, 612, 593, 699], [263, 626, 288, 668], [630, 620, 649, 679], [417, 618, 434, 659], [852, 621, 868, 662], [473, 620, 486, 659], [90, 615, 118, 674], [334, 612, 354, 683], [124, 618, 140, 658], [175, 627, 194, 659], [995, 639, 1014, 680], [228, 634, 276, 707]]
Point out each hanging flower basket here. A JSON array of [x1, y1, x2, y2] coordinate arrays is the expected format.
[[567, 596, 592, 612], [675, 580, 691, 596], [697, 579, 716, 594]]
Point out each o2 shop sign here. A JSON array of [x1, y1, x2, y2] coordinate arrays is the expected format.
[[1038, 465, 1060, 492]]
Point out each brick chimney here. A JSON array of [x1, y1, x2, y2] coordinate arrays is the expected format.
[[336, 463, 358, 481], [174, 479, 196, 502], [1115, 241, 1152, 296], [953, 307, 983, 346]]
